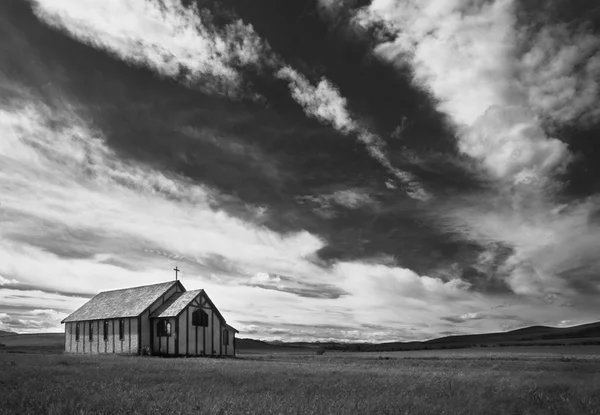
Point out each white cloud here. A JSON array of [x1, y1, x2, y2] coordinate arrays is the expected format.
[[356, 0, 574, 186], [31, 0, 271, 98], [439, 192, 600, 299], [0, 276, 18, 286], [520, 24, 600, 126]]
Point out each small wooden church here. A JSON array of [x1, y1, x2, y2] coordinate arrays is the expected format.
[[61, 279, 238, 357]]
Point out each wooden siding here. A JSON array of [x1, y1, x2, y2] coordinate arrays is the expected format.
[[64, 317, 138, 354]]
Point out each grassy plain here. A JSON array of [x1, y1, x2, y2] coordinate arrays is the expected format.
[[2, 340, 600, 415]]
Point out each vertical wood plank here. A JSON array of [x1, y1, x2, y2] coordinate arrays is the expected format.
[[175, 317, 179, 356], [186, 308, 189, 356], [138, 315, 142, 355]]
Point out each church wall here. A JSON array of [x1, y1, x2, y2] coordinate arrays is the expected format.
[[64, 317, 139, 355]]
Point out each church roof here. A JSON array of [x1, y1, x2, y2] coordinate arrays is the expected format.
[[150, 289, 203, 318], [61, 281, 180, 323]]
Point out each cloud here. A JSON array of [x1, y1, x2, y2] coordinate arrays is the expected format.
[[0, 276, 19, 286], [296, 188, 378, 218], [2, 0, 599, 341], [355, 0, 574, 186], [277, 66, 430, 200], [438, 191, 600, 300], [0, 307, 68, 333], [347, 0, 600, 311], [520, 23, 600, 127], [31, 0, 273, 98]]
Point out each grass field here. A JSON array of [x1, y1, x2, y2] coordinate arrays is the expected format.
[[2, 340, 600, 415]]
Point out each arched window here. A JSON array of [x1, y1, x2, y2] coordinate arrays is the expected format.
[[192, 309, 209, 327], [157, 319, 172, 337]]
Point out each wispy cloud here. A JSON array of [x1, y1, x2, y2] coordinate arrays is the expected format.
[[277, 66, 430, 200], [31, 0, 273, 98]]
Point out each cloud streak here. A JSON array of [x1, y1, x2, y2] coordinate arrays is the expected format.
[[31, 0, 272, 98], [277, 66, 430, 200]]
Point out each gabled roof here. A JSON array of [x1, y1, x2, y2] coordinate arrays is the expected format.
[[150, 289, 203, 318], [61, 281, 180, 323], [225, 323, 239, 333]]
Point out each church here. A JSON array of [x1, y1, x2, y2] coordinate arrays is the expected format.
[[61, 277, 238, 357]]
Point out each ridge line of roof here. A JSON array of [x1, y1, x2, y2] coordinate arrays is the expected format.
[[98, 280, 177, 294]]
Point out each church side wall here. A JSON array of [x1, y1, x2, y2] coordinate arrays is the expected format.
[[64, 318, 139, 355]]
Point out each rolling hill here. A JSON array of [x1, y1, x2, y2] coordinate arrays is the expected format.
[[280, 321, 600, 352], [0, 330, 17, 337]]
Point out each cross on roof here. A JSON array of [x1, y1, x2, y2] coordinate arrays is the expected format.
[[174, 266, 180, 281]]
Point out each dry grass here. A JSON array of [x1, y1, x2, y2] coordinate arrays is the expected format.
[[1, 351, 600, 415]]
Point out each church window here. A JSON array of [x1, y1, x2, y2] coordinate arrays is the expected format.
[[192, 309, 209, 327], [157, 319, 172, 337]]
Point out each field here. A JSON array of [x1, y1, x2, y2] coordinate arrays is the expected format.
[[2, 335, 600, 414]]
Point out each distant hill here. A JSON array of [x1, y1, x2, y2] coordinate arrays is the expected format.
[[236, 338, 279, 350], [0, 330, 17, 337], [427, 322, 600, 345], [260, 321, 600, 352], [236, 338, 314, 354], [0, 333, 64, 354]]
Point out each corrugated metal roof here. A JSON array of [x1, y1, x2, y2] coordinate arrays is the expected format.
[[150, 289, 203, 318], [62, 281, 178, 322]]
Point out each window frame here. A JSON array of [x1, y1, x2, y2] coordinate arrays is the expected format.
[[89, 322, 94, 341], [75, 323, 80, 342]]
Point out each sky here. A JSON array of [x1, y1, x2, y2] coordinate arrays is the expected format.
[[1, 0, 599, 342]]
